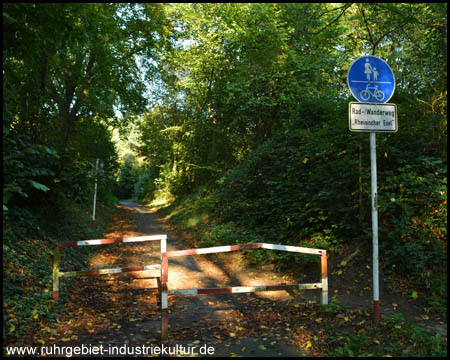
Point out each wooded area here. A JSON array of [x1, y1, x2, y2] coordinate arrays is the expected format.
[[3, 3, 447, 356]]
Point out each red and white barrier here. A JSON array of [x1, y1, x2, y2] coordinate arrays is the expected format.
[[52, 235, 328, 344], [160, 242, 327, 342], [53, 235, 166, 302]]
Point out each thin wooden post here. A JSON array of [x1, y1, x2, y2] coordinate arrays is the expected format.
[[53, 247, 60, 301]]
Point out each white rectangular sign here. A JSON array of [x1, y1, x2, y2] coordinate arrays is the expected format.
[[349, 102, 397, 133]]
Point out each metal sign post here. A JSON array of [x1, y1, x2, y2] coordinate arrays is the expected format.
[[370, 132, 379, 323], [348, 56, 396, 324]]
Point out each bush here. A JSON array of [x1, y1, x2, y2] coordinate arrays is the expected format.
[[133, 171, 156, 201]]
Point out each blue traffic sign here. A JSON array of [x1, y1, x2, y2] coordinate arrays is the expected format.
[[347, 56, 395, 103]]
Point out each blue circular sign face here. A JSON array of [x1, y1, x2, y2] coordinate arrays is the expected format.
[[347, 56, 395, 103]]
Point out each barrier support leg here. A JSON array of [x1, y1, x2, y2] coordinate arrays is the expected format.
[[321, 250, 328, 305], [53, 247, 60, 302], [161, 238, 168, 342]]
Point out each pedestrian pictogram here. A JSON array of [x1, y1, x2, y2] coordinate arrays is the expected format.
[[348, 56, 395, 104]]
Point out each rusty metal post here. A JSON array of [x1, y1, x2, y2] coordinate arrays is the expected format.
[[321, 250, 328, 305], [53, 246, 60, 302]]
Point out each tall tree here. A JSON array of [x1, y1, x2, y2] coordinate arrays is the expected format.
[[3, 3, 172, 208]]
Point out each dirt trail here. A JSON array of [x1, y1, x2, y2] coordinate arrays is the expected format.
[[51, 202, 310, 357], [123, 201, 310, 357], [49, 201, 446, 357]]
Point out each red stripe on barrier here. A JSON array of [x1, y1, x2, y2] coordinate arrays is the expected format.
[[162, 253, 168, 283], [161, 309, 168, 342], [321, 251, 327, 276], [122, 265, 145, 272], [374, 300, 380, 324], [230, 243, 261, 251], [57, 237, 124, 247], [166, 248, 198, 257], [198, 287, 233, 294]]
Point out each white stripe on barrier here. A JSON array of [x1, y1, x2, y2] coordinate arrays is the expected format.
[[123, 235, 167, 242], [161, 237, 167, 253], [168, 288, 198, 295], [77, 239, 112, 246], [161, 292, 168, 309], [260, 243, 323, 255], [321, 275, 329, 305], [60, 264, 161, 277], [76, 235, 167, 246], [196, 245, 232, 255]]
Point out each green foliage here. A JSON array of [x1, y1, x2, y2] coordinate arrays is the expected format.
[[334, 334, 369, 357], [327, 312, 447, 357], [3, 195, 116, 344], [3, 123, 60, 210], [214, 106, 360, 249], [114, 154, 141, 199], [133, 171, 156, 201], [378, 313, 447, 357], [3, 2, 447, 345]]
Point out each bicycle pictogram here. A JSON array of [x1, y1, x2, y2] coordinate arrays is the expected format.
[[348, 56, 395, 104], [360, 84, 385, 102]]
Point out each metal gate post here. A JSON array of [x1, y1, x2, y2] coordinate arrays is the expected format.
[[321, 250, 328, 305], [160, 237, 168, 342], [53, 246, 60, 301]]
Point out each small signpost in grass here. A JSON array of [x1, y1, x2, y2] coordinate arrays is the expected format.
[[90, 158, 104, 228]]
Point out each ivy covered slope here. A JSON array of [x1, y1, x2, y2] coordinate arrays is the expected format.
[[211, 99, 446, 310]]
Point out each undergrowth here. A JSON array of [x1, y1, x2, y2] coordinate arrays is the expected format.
[[3, 195, 117, 345]]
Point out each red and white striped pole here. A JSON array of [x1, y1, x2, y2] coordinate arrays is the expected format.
[[92, 159, 99, 228], [161, 237, 168, 342]]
